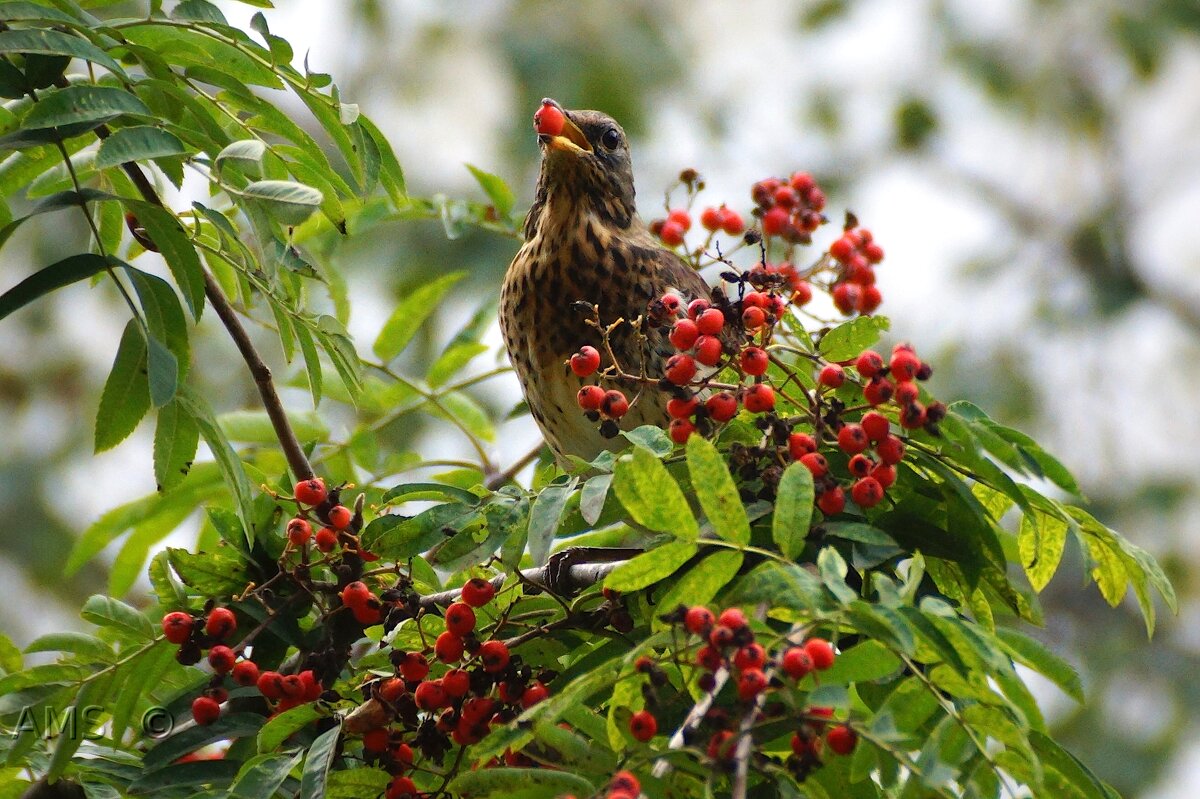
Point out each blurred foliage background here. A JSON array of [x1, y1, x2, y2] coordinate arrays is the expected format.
[[1, 0, 1197, 795]]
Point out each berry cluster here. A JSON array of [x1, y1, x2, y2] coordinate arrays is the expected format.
[[626, 604, 859, 781], [829, 222, 885, 315], [285, 477, 378, 561], [752, 172, 827, 243]]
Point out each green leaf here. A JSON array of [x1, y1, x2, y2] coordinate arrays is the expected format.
[[23, 84, 149, 130], [128, 759, 240, 790], [819, 639, 902, 684], [174, 386, 255, 538], [605, 540, 697, 592], [295, 323, 323, 406], [142, 713, 264, 771], [96, 125, 187, 168], [579, 473, 613, 526], [1018, 508, 1068, 592], [0, 631, 21, 674], [382, 482, 481, 506], [229, 751, 305, 799], [300, 723, 341, 799], [257, 702, 324, 752], [152, 398, 198, 493], [240, 179, 324, 226], [80, 595, 154, 640], [686, 435, 750, 545], [47, 671, 108, 780], [0, 28, 127, 78], [818, 315, 890, 361], [372, 272, 465, 361], [997, 627, 1084, 703], [447, 767, 594, 799], [127, 268, 189, 381], [145, 333, 178, 407], [773, 461, 814, 559], [357, 115, 406, 204], [612, 447, 698, 540], [1028, 731, 1113, 799], [95, 319, 151, 452], [426, 341, 487, 388], [126, 202, 205, 319], [821, 521, 896, 547], [818, 546, 857, 604], [0, 188, 113, 250], [171, 0, 228, 24], [362, 503, 479, 561], [325, 769, 392, 798], [621, 424, 673, 457], [216, 138, 266, 170], [24, 632, 112, 662], [219, 409, 329, 443], [167, 546, 249, 596], [527, 478, 577, 566], [657, 549, 743, 614], [0, 252, 109, 322], [466, 163, 516, 216]]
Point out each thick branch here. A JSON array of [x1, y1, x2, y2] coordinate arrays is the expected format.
[[418, 559, 624, 609]]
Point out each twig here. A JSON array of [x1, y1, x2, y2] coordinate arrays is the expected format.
[[417, 559, 625, 610]]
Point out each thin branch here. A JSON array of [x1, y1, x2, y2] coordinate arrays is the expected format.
[[417, 559, 625, 610], [485, 441, 545, 490]]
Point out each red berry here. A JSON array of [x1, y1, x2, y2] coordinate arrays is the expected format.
[[790, 171, 815, 192], [890, 349, 921, 382], [804, 638, 836, 670], [611, 771, 641, 796], [601, 390, 629, 419], [442, 669, 470, 699], [629, 710, 657, 742], [876, 435, 905, 465], [700, 206, 723, 231], [708, 729, 735, 759], [762, 206, 789, 236], [733, 643, 766, 671], [721, 209, 745, 235], [799, 452, 828, 477], [864, 242, 884, 263], [314, 527, 338, 552], [829, 236, 854, 263], [294, 478, 327, 506], [837, 424, 869, 454], [817, 487, 845, 516], [444, 602, 476, 636], [854, 350, 885, 378], [861, 411, 890, 442], [694, 335, 723, 366], [669, 418, 695, 444], [521, 681, 549, 708], [705, 392, 738, 422], [791, 732, 819, 758], [363, 726, 390, 751], [669, 318, 699, 350], [208, 645, 236, 675], [340, 581, 371, 608], [717, 607, 747, 630], [848, 453, 874, 478], [741, 305, 767, 330], [792, 280, 813, 306], [460, 696, 495, 725], [687, 298, 710, 319], [659, 293, 682, 316], [256, 670, 284, 699], [858, 285, 883, 313], [667, 395, 698, 419], [684, 605, 715, 635], [773, 185, 798, 208], [737, 667, 768, 700], [191, 695, 220, 726], [863, 376, 895, 406], [327, 504, 352, 530], [286, 517, 312, 546], [577, 385, 604, 411], [827, 724, 858, 755], [740, 346, 768, 376], [352, 603, 381, 626], [781, 646, 814, 679], [570, 346, 601, 377], [709, 625, 735, 648], [231, 659, 259, 687], [659, 220, 685, 246], [205, 607, 236, 640], [832, 282, 861, 315], [851, 476, 884, 508], [434, 631, 465, 663], [399, 652, 430, 682], [479, 640, 511, 673], [696, 644, 724, 671], [162, 611, 193, 645], [743, 384, 775, 413], [818, 363, 845, 388], [788, 433, 817, 459], [900, 402, 927, 429], [696, 308, 725, 335], [387, 775, 417, 799], [665, 353, 697, 385], [894, 380, 919, 405], [667, 208, 692, 231], [871, 463, 896, 489], [533, 101, 566, 136], [379, 677, 406, 703], [461, 577, 496, 607], [414, 678, 448, 710]]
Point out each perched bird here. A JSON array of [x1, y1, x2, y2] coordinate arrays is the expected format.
[[501, 99, 718, 464]]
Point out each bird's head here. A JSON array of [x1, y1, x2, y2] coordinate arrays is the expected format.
[[527, 98, 637, 232]]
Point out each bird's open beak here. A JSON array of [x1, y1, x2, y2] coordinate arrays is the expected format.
[[537, 98, 591, 154]]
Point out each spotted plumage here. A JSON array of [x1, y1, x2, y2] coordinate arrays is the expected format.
[[500, 100, 716, 464]]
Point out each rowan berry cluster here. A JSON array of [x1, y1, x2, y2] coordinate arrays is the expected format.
[[752, 172, 827, 243], [829, 222, 885, 314], [625, 604, 859, 782], [284, 477, 379, 561]]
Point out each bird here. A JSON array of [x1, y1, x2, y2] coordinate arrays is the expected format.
[[500, 99, 719, 465]]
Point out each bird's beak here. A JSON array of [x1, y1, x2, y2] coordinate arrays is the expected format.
[[538, 98, 592, 155]]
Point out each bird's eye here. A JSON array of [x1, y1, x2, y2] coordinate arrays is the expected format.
[[601, 127, 622, 150]]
